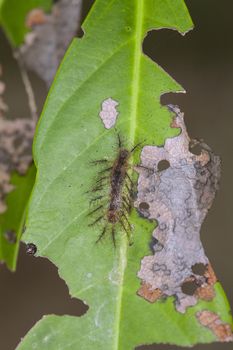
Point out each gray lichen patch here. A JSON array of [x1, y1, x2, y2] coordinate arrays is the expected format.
[[197, 310, 233, 342], [99, 98, 119, 129], [135, 105, 221, 313]]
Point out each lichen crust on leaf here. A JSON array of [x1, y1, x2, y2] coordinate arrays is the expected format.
[[136, 105, 222, 313], [17, 1, 232, 349]]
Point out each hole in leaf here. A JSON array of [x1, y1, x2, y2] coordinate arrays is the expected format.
[[125, 26, 132, 32], [192, 263, 207, 276], [189, 141, 202, 155], [139, 202, 150, 210], [181, 280, 198, 296], [157, 160, 170, 171], [137, 201, 150, 219]]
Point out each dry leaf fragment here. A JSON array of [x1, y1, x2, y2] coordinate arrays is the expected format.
[[137, 282, 163, 303], [197, 310, 233, 342], [195, 264, 217, 301]]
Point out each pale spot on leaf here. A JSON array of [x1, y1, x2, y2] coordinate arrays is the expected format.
[[99, 98, 119, 129]]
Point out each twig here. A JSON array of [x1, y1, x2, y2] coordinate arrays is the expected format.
[[14, 50, 38, 124]]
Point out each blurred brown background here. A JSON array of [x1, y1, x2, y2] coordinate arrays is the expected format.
[[0, 0, 232, 349]]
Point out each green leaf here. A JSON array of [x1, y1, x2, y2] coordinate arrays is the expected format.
[[0, 0, 52, 46], [0, 164, 36, 270], [17, 0, 232, 349]]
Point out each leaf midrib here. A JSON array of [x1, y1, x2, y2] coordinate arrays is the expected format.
[[114, 1, 144, 349], [34, 38, 134, 207]]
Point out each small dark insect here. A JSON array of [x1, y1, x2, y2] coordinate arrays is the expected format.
[[88, 134, 140, 246], [26, 243, 37, 255]]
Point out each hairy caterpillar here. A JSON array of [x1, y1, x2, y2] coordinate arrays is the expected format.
[[88, 134, 140, 246]]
